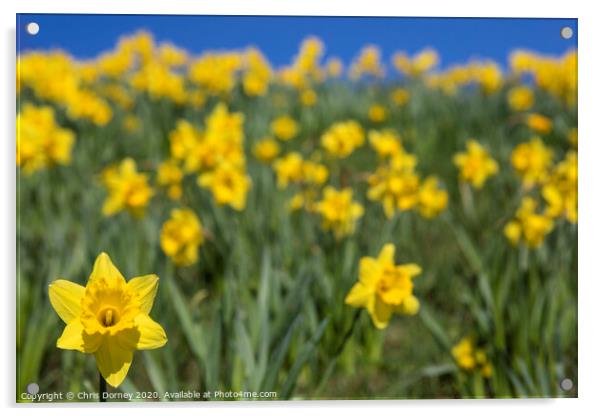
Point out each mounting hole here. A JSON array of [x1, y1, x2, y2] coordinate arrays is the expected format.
[[561, 26, 573, 40], [560, 378, 574, 391], [26, 22, 40, 36]]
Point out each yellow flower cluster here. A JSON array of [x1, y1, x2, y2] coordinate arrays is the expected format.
[[157, 160, 184, 200], [453, 140, 499, 189], [504, 197, 554, 249], [345, 244, 421, 329], [101, 158, 155, 218], [392, 48, 439, 77], [349, 45, 385, 79], [542, 151, 577, 224], [167, 103, 251, 210], [368, 130, 448, 219], [272, 152, 329, 211], [321, 120, 365, 158], [426, 60, 503, 95], [188, 52, 243, 96], [242, 48, 273, 97], [271, 115, 299, 141], [314, 187, 364, 239], [451, 337, 493, 378], [510, 137, 553, 188], [160, 208, 204, 266], [17, 104, 75, 175], [510, 49, 577, 106]]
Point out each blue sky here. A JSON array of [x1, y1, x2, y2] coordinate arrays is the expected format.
[[16, 14, 577, 70]]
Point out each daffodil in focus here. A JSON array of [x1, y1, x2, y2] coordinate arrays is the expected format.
[[160, 208, 204, 266], [345, 244, 421, 329], [511, 137, 553, 188], [101, 158, 154, 218], [453, 140, 499, 189], [451, 337, 493, 378], [321, 120, 365, 158], [507, 85, 534, 111], [49, 253, 167, 387], [198, 162, 251, 211], [315, 187, 364, 239], [253, 137, 280, 163], [157, 159, 183, 200], [525, 113, 553, 135], [271, 115, 299, 141], [504, 197, 554, 248], [17, 104, 76, 175]]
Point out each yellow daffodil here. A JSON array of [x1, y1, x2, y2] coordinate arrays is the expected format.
[[321, 120, 365, 158], [453, 140, 499, 189], [368, 104, 388, 123], [542, 151, 577, 223], [49, 253, 167, 387], [157, 159, 184, 200], [198, 162, 251, 210], [349, 45, 385, 79], [390, 88, 410, 106], [160, 208, 204, 266], [369, 129, 402, 159], [367, 161, 420, 218], [345, 244, 421, 329], [451, 337, 493, 378], [507, 85, 534, 111], [511, 137, 553, 188], [525, 113, 553, 135], [271, 115, 299, 141], [392, 48, 439, 77], [253, 137, 280, 163], [315, 187, 364, 239], [504, 197, 554, 248], [300, 89, 317, 107], [17, 104, 75, 175], [417, 176, 449, 219], [272, 152, 305, 188], [101, 158, 154, 218]]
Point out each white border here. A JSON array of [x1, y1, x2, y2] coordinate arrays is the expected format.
[[3, 1, 600, 415]]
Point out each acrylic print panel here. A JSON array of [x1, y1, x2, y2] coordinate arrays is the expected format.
[[16, 14, 577, 402]]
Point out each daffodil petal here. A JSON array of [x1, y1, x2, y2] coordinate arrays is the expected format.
[[49, 279, 85, 323], [344, 282, 373, 307], [399, 263, 422, 279], [359, 257, 380, 286], [89, 252, 126, 285], [369, 297, 392, 329], [95, 339, 133, 388], [377, 244, 395, 266], [127, 274, 159, 314], [57, 321, 85, 351], [134, 314, 167, 350]]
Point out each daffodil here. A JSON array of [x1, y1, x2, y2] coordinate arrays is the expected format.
[[253, 137, 280, 163], [525, 113, 553, 135], [49, 253, 167, 387], [315, 187, 364, 239], [511, 137, 553, 188], [271, 115, 299, 141], [542, 151, 577, 223], [453, 140, 499, 189], [507, 85, 534, 111], [368, 104, 388, 123], [369, 129, 402, 159], [198, 162, 251, 210], [272, 152, 305, 188], [160, 208, 204, 266], [390, 88, 410, 106], [504, 197, 554, 248], [157, 159, 184, 200], [101, 158, 154, 218], [345, 244, 421, 329], [367, 160, 420, 218], [321, 120, 365, 158], [417, 176, 449, 219], [451, 337, 493, 378]]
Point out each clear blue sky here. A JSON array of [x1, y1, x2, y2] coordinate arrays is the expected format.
[[16, 14, 577, 70]]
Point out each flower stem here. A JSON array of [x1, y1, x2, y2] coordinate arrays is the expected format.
[[99, 373, 107, 402]]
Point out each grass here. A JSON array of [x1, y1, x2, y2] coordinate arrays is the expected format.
[[17, 70, 577, 401]]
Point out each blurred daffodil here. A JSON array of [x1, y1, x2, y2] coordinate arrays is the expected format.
[[160, 208, 204, 266], [345, 244, 421, 329], [453, 140, 499, 189]]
